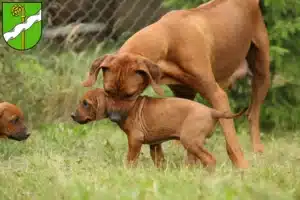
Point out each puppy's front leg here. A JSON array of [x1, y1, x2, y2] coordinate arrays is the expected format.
[[126, 138, 142, 168]]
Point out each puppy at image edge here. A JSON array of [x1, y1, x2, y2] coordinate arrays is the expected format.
[[0, 102, 30, 141]]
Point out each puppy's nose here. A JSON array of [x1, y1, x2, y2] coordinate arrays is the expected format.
[[108, 112, 121, 123]]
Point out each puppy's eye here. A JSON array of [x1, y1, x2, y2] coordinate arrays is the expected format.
[[124, 93, 135, 99], [10, 117, 19, 124], [82, 100, 89, 108]]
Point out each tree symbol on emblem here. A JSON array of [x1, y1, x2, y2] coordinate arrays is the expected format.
[[11, 4, 26, 50]]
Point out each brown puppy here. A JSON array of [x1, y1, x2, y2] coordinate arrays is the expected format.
[[71, 88, 247, 170], [0, 102, 30, 141], [82, 0, 271, 169]]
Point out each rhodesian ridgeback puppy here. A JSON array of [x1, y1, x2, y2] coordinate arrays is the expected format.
[[71, 88, 247, 170], [82, 0, 270, 169], [0, 102, 30, 141]]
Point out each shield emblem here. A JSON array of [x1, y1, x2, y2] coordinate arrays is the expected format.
[[2, 2, 42, 51]]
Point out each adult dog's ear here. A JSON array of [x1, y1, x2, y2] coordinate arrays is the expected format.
[[136, 58, 164, 96], [82, 55, 110, 87]]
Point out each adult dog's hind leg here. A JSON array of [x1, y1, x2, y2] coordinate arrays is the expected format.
[[246, 14, 271, 153]]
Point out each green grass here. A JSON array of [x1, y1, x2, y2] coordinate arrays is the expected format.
[[0, 122, 300, 200]]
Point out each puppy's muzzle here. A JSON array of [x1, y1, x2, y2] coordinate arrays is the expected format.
[[71, 112, 91, 124], [8, 128, 30, 141]]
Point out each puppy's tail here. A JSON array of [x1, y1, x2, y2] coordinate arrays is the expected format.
[[210, 107, 248, 119]]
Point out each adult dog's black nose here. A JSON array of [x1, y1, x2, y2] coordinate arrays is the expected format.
[[108, 112, 121, 123]]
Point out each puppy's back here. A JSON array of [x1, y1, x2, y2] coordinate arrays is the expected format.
[[142, 96, 212, 125]]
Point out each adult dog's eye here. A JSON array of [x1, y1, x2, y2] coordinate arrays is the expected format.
[[82, 100, 89, 108], [10, 117, 19, 124]]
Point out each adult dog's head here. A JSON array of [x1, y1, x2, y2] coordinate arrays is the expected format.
[[81, 52, 164, 123], [71, 88, 107, 124], [0, 102, 30, 141]]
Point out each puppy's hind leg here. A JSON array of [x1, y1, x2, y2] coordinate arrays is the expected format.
[[185, 151, 200, 167], [181, 128, 216, 172], [168, 85, 197, 147], [182, 137, 216, 172]]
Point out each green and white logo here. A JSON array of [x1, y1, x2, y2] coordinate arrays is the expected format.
[[2, 2, 42, 51]]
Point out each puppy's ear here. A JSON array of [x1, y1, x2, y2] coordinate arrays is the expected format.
[[136, 58, 164, 96], [82, 55, 110, 87]]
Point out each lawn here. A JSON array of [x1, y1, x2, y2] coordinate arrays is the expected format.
[[0, 120, 300, 200]]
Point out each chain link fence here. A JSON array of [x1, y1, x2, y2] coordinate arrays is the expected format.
[[0, 0, 168, 54]]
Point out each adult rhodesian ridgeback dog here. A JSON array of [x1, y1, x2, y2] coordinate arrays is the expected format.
[[82, 0, 270, 169], [71, 88, 247, 170], [0, 102, 30, 141]]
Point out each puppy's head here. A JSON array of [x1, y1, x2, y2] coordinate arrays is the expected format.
[[71, 88, 107, 124], [0, 102, 30, 141], [81, 52, 164, 122]]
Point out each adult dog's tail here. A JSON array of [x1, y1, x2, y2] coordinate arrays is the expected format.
[[210, 107, 248, 119]]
